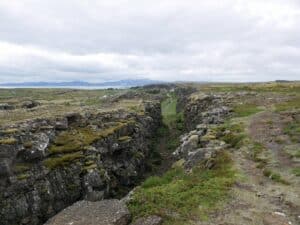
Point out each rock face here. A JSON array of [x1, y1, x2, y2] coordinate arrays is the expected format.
[[174, 93, 231, 169], [21, 100, 40, 109], [0, 103, 15, 110], [183, 93, 231, 131], [131, 216, 162, 225], [174, 124, 227, 170], [44, 200, 130, 225], [0, 101, 162, 225]]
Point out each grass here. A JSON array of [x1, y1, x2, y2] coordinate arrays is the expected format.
[[263, 169, 290, 185], [199, 82, 300, 94], [17, 173, 30, 180], [292, 168, 300, 176], [233, 103, 262, 117], [283, 120, 300, 143], [13, 163, 32, 173], [1, 128, 19, 134], [118, 136, 132, 142], [128, 151, 236, 224], [23, 141, 33, 148], [0, 88, 131, 125], [215, 122, 246, 149], [0, 138, 17, 145], [161, 94, 178, 126], [275, 96, 300, 112], [43, 152, 84, 169], [49, 122, 131, 154]]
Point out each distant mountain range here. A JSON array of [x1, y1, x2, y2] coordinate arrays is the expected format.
[[0, 79, 165, 88]]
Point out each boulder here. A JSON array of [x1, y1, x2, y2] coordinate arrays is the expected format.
[[21, 100, 40, 109], [0, 103, 14, 110], [263, 212, 290, 225], [44, 200, 131, 225], [55, 118, 68, 130], [131, 216, 162, 225]]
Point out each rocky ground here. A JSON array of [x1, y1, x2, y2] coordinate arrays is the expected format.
[[0, 82, 299, 225]]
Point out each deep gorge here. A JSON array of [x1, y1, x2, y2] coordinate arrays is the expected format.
[[0, 100, 163, 225]]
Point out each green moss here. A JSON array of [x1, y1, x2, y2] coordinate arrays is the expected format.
[[251, 142, 266, 162], [2, 128, 19, 134], [133, 151, 144, 160], [128, 151, 236, 224], [83, 164, 97, 172], [44, 152, 83, 169], [84, 160, 95, 166], [0, 138, 17, 145], [66, 183, 80, 191], [17, 173, 30, 180], [23, 141, 33, 149], [118, 136, 132, 142], [263, 169, 290, 185], [233, 103, 262, 117], [292, 168, 300, 176], [275, 97, 300, 112], [49, 122, 131, 154], [161, 94, 178, 126], [283, 120, 300, 143], [13, 163, 31, 173], [215, 122, 245, 148]]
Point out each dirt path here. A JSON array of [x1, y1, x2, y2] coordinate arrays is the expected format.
[[196, 110, 300, 225], [249, 111, 299, 168]]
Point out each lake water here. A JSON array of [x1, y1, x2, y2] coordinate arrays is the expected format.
[[0, 86, 126, 89]]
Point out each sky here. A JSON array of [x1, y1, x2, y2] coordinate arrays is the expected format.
[[0, 0, 299, 83]]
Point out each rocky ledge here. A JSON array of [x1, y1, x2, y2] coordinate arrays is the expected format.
[[0, 101, 162, 225], [44, 199, 162, 225], [174, 93, 232, 170]]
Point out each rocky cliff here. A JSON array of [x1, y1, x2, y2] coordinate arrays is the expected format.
[[0, 101, 162, 225], [183, 93, 231, 130]]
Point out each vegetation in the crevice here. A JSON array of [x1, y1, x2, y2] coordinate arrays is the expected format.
[[44, 152, 84, 169], [48, 121, 134, 154], [128, 151, 236, 224], [0, 137, 17, 145]]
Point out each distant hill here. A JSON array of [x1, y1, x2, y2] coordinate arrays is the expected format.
[[0, 79, 165, 88]]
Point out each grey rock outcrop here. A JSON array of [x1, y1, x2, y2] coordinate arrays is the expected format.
[[174, 124, 227, 170], [174, 93, 231, 170], [183, 93, 231, 130], [131, 216, 163, 225], [21, 100, 40, 109], [0, 101, 162, 225], [0, 103, 15, 110], [44, 200, 130, 225]]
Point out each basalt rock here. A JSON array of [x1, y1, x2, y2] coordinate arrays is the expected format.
[[0, 103, 15, 110], [44, 200, 130, 225], [183, 93, 231, 130], [174, 92, 231, 170], [0, 101, 162, 225], [21, 100, 41, 109], [131, 215, 163, 225]]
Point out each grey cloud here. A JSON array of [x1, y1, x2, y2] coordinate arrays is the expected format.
[[0, 0, 299, 82]]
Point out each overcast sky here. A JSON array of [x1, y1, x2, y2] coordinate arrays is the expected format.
[[0, 0, 299, 83]]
